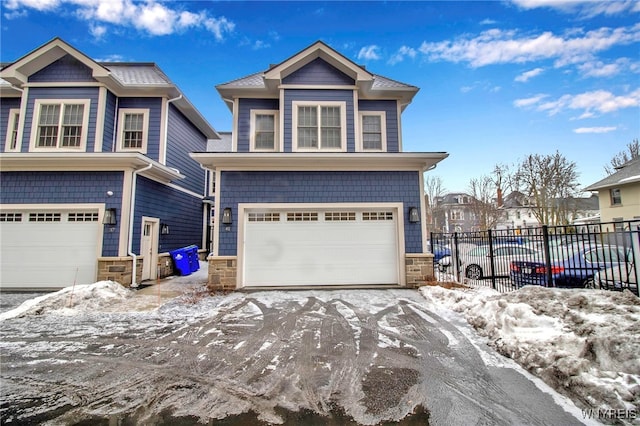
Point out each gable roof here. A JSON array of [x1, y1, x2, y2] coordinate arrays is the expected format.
[[0, 37, 219, 139], [584, 157, 640, 191], [216, 40, 418, 111]]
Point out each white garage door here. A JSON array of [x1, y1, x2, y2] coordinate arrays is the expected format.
[[0, 209, 101, 290], [243, 208, 400, 286]]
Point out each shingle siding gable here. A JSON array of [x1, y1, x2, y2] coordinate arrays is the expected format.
[[283, 58, 354, 86], [165, 103, 207, 194], [29, 54, 96, 83]]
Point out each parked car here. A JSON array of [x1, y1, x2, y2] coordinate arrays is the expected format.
[[447, 244, 541, 280], [510, 243, 629, 288], [594, 265, 638, 293], [430, 243, 451, 263]]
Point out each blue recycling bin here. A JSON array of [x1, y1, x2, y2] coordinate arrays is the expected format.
[[170, 247, 192, 276], [185, 245, 200, 273]]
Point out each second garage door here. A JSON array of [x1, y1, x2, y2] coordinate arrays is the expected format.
[[243, 208, 401, 286]]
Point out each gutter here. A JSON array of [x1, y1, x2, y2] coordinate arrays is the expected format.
[[162, 94, 182, 163], [128, 163, 153, 288]]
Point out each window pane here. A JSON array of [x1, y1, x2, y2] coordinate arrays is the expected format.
[[321, 128, 341, 148], [61, 104, 84, 147], [39, 104, 60, 126], [255, 114, 275, 150], [37, 126, 58, 147], [362, 115, 382, 150], [298, 106, 317, 127], [362, 115, 381, 132], [320, 106, 341, 149], [63, 104, 84, 125], [297, 106, 317, 148], [298, 128, 317, 148], [123, 113, 144, 148]]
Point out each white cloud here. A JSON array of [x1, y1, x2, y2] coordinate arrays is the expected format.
[[513, 93, 548, 107], [510, 0, 640, 17], [480, 19, 497, 25], [418, 24, 640, 68], [573, 126, 617, 134], [5, 0, 235, 39], [515, 67, 544, 82], [577, 58, 638, 78], [515, 89, 640, 117], [388, 46, 417, 65], [357, 45, 381, 61]]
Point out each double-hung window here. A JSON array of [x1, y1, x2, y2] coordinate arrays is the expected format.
[[293, 101, 346, 151], [117, 109, 149, 153], [610, 188, 622, 206], [5, 109, 20, 151], [359, 112, 386, 151], [30, 100, 90, 151], [250, 110, 278, 151]]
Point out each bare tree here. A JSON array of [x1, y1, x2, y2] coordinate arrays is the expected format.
[[491, 163, 513, 208], [467, 175, 502, 230], [424, 175, 446, 232], [513, 151, 580, 225], [605, 139, 639, 175]]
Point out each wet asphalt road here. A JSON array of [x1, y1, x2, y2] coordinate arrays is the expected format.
[[0, 289, 584, 425]]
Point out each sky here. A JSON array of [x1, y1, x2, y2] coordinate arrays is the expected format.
[[1, 0, 638, 193]]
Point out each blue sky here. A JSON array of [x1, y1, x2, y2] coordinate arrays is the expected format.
[[2, 0, 638, 193]]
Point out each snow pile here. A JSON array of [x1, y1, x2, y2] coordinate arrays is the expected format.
[[420, 285, 640, 415], [0, 281, 133, 320]]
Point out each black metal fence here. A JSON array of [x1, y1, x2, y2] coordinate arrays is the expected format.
[[429, 220, 640, 296]]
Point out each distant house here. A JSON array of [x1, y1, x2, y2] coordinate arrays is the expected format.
[[0, 38, 219, 290], [585, 158, 640, 223], [496, 191, 540, 231], [432, 193, 477, 232], [192, 41, 448, 289]]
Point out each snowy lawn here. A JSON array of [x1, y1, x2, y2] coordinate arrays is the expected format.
[[420, 284, 640, 421]]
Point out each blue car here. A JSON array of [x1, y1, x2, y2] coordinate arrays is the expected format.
[[430, 243, 451, 263], [510, 243, 629, 289]]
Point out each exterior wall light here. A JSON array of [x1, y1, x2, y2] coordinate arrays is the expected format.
[[222, 208, 233, 225], [409, 207, 420, 223], [161, 223, 170, 235], [103, 208, 117, 225]]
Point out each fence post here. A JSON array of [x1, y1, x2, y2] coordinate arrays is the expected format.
[[542, 225, 553, 287], [487, 229, 496, 289], [453, 232, 460, 282]]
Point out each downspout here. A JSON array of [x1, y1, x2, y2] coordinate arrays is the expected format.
[[111, 97, 119, 152], [128, 163, 153, 288], [163, 94, 182, 163]]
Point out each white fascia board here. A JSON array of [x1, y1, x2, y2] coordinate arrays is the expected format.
[[191, 152, 449, 172], [0, 152, 184, 182]]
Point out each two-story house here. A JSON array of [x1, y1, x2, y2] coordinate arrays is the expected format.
[[192, 41, 448, 290], [0, 38, 219, 290], [585, 158, 640, 224], [431, 193, 477, 232]]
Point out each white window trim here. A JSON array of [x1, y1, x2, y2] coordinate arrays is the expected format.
[[5, 108, 20, 152], [116, 108, 150, 154], [250, 109, 279, 152], [292, 101, 347, 152], [358, 111, 387, 152], [29, 99, 90, 152]]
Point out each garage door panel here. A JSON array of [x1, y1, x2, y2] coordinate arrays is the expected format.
[[244, 208, 400, 286], [0, 210, 100, 289]]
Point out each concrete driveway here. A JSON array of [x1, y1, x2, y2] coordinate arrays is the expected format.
[[0, 288, 585, 425]]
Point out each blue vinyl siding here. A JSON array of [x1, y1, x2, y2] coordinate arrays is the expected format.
[[283, 58, 354, 86], [133, 176, 203, 254], [101, 91, 117, 152], [218, 171, 423, 255], [236, 99, 279, 152], [0, 171, 124, 257], [283, 89, 355, 152], [29, 54, 96, 83], [165, 103, 208, 194], [359, 100, 399, 152], [0, 97, 21, 151], [117, 98, 162, 161], [22, 87, 99, 152]]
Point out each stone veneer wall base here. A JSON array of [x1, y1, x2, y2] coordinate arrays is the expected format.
[[208, 256, 238, 292], [405, 253, 435, 288]]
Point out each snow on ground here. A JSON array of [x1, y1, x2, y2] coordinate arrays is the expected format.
[[420, 284, 640, 418], [2, 267, 639, 423]]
